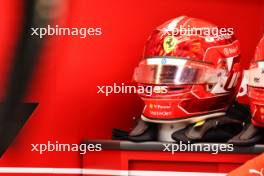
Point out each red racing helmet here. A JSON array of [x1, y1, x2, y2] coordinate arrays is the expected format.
[[133, 16, 241, 123], [248, 35, 264, 127]]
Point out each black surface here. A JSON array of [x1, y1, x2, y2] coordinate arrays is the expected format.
[[0, 103, 38, 156], [82, 140, 264, 154], [0, 0, 46, 157]]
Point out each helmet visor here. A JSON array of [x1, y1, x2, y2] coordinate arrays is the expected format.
[[133, 57, 224, 85]]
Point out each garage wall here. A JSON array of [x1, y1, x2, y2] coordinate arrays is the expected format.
[[0, 0, 263, 171]]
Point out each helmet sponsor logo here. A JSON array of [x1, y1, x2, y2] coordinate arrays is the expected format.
[[223, 46, 239, 57], [163, 36, 178, 53], [161, 58, 167, 64], [194, 120, 205, 127], [254, 77, 261, 83], [249, 168, 264, 176]]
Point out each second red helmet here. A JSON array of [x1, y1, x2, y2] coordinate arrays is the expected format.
[[248, 35, 264, 127]]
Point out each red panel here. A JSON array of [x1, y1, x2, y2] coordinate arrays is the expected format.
[[83, 150, 258, 173], [129, 161, 241, 173]]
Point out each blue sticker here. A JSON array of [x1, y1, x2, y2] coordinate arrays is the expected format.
[[161, 58, 167, 64]]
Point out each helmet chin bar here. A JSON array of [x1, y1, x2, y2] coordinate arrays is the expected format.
[[141, 112, 226, 142]]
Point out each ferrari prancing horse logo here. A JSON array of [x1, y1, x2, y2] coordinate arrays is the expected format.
[[163, 36, 178, 54]]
